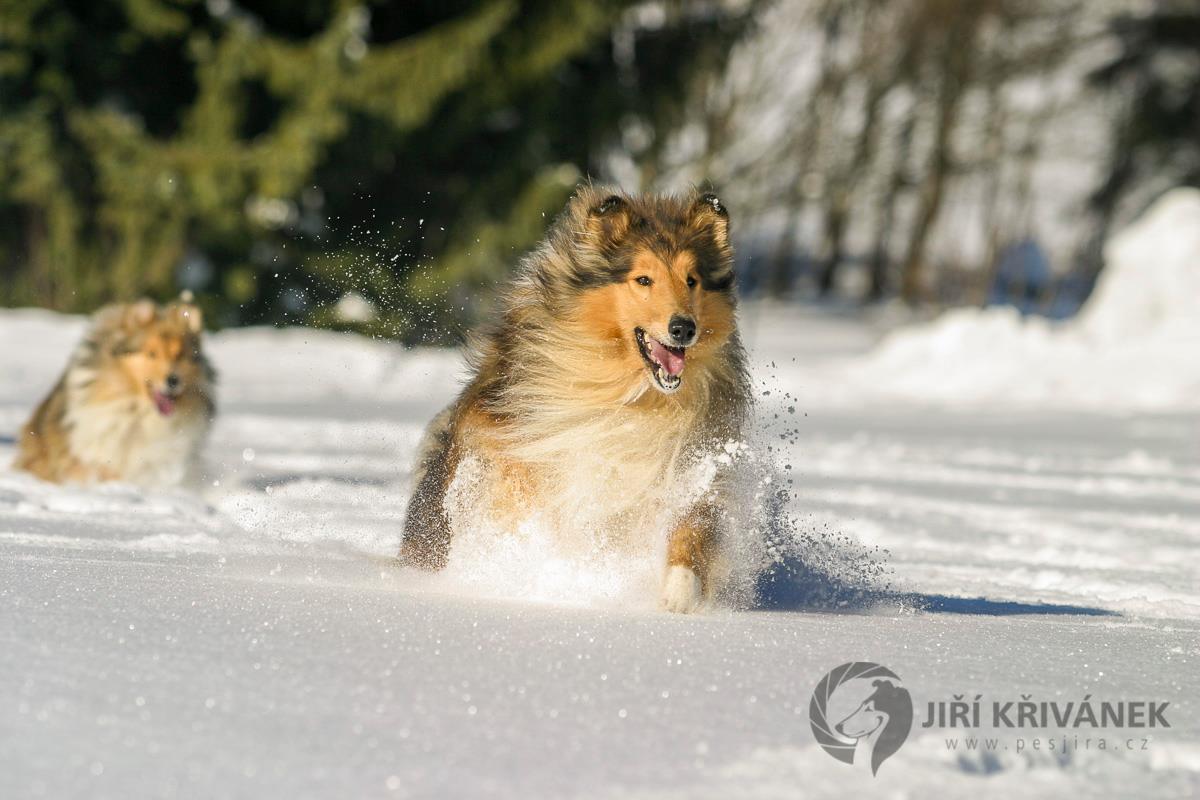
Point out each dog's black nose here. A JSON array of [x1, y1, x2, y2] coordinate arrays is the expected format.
[[165, 373, 180, 391], [668, 315, 697, 346]]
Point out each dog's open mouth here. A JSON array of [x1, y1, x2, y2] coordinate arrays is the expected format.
[[151, 389, 177, 417], [635, 327, 685, 393]]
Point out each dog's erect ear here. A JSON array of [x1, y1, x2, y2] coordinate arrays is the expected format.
[[585, 192, 633, 248], [689, 191, 730, 248], [594, 194, 625, 215], [97, 300, 156, 356], [125, 299, 157, 328], [172, 290, 204, 333], [178, 303, 204, 334]]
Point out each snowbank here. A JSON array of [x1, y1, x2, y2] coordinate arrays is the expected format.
[[846, 188, 1200, 411], [208, 326, 465, 406], [0, 307, 465, 409]]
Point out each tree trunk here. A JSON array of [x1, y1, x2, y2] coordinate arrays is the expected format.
[[898, 11, 978, 305], [816, 199, 847, 296]]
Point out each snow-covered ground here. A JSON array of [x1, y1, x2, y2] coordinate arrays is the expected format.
[[3, 193, 1200, 798]]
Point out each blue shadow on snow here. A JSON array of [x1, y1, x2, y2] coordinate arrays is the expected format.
[[753, 551, 1119, 617]]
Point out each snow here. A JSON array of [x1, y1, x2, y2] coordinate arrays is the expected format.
[[829, 188, 1200, 412], [3, 196, 1200, 797]]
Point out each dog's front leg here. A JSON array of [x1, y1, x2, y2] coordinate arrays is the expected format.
[[661, 503, 719, 613]]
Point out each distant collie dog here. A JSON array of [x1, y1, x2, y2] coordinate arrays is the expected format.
[[14, 297, 215, 487], [400, 186, 750, 612]]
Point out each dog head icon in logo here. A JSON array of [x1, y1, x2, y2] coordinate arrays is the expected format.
[[809, 662, 913, 775]]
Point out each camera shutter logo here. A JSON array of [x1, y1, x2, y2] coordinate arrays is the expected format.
[[809, 662, 913, 776]]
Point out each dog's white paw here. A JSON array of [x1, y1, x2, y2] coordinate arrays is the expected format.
[[660, 565, 703, 614]]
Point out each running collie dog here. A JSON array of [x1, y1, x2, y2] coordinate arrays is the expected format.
[[14, 297, 215, 487], [400, 187, 750, 612]]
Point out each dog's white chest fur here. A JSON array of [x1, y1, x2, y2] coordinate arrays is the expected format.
[[65, 390, 208, 488], [451, 402, 715, 562], [525, 405, 703, 514]]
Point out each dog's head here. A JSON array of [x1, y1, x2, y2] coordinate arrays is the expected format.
[[95, 297, 212, 417], [547, 186, 737, 396]]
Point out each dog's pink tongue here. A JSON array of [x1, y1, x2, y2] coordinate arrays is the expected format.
[[153, 391, 176, 416], [649, 339, 686, 376]]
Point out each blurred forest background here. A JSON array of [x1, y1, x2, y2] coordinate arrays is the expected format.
[[1, 0, 1197, 342]]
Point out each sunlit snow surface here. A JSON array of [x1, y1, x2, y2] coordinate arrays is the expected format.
[[3, 206, 1200, 800]]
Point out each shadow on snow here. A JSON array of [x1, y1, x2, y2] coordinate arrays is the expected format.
[[752, 550, 1118, 617]]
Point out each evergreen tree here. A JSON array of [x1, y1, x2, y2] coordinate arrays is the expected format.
[[0, 0, 756, 342]]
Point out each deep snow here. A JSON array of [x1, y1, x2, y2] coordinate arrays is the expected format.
[[2, 192, 1199, 798]]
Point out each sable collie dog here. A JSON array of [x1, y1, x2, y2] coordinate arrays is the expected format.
[[14, 297, 215, 487], [400, 186, 750, 612]]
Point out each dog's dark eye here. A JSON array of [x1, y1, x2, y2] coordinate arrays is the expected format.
[[635, 276, 653, 287], [147, 350, 158, 359], [686, 275, 697, 288]]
